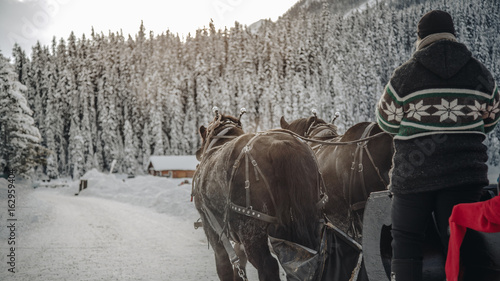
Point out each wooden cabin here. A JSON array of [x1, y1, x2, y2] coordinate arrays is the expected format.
[[147, 155, 198, 178]]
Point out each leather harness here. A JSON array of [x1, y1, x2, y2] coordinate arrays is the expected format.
[[278, 122, 389, 238], [347, 122, 388, 212], [193, 118, 386, 276], [193, 121, 328, 237]]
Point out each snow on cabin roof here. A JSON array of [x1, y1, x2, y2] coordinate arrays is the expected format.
[[149, 155, 199, 171]]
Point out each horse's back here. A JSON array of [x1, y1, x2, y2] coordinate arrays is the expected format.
[[197, 130, 322, 246]]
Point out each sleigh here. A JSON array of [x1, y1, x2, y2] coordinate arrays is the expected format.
[[270, 185, 500, 281]]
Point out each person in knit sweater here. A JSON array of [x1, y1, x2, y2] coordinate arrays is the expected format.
[[375, 10, 500, 281]]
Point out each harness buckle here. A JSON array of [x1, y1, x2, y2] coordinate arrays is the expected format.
[[251, 160, 257, 167], [245, 180, 250, 189]]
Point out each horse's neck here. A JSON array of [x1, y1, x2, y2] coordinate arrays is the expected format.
[[309, 124, 339, 140], [203, 127, 243, 155]]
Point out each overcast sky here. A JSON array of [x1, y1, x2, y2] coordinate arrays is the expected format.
[[0, 0, 298, 58]]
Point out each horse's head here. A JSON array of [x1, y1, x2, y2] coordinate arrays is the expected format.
[[280, 112, 338, 139], [196, 107, 246, 161], [280, 116, 315, 137]]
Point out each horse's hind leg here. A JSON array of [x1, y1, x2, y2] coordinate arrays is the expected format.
[[241, 233, 281, 281]]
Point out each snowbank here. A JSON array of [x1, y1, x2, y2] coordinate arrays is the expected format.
[[76, 169, 199, 219]]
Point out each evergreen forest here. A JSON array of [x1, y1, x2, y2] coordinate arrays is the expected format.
[[1, 0, 499, 178]]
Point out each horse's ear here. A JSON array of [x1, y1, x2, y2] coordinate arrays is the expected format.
[[196, 148, 203, 161], [199, 125, 207, 140], [280, 116, 289, 129], [196, 126, 207, 161], [306, 115, 317, 128]]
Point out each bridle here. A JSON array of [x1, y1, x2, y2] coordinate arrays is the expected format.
[[199, 117, 242, 159], [305, 111, 340, 140]]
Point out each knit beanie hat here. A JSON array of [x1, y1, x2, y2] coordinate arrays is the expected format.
[[417, 10, 456, 39]]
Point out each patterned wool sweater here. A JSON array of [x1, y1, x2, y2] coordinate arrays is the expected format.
[[376, 40, 500, 194]]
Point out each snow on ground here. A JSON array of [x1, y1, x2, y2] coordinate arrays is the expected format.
[[0, 170, 281, 281], [0, 166, 498, 281]]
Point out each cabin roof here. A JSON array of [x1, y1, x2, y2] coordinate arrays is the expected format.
[[148, 155, 198, 171]]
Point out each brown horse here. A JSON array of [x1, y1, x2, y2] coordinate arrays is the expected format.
[[280, 114, 394, 239], [194, 110, 323, 281]]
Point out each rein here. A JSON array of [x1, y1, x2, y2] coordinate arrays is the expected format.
[[270, 128, 388, 146]]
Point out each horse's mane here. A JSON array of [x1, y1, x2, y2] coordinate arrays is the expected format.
[[282, 116, 338, 138], [340, 122, 371, 140], [281, 116, 315, 136]]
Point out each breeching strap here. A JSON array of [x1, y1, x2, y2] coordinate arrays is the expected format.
[[200, 203, 248, 281], [346, 123, 379, 238], [201, 204, 239, 263], [348, 123, 375, 211]]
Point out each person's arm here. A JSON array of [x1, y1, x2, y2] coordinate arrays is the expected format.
[[483, 84, 500, 134], [375, 82, 404, 135]]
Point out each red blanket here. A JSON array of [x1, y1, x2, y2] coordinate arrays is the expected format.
[[446, 195, 500, 281]]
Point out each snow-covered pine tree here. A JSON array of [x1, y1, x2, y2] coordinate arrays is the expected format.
[[183, 94, 199, 154], [77, 62, 96, 174], [141, 122, 152, 171], [193, 28, 212, 127], [42, 41, 60, 178], [122, 119, 139, 175], [0, 52, 48, 177], [26, 42, 50, 144], [260, 23, 283, 128], [12, 44, 30, 86]]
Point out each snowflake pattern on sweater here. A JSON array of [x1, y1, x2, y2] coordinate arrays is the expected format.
[[376, 83, 500, 140]]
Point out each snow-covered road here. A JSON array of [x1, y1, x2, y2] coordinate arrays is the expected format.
[[6, 168, 496, 281], [0, 174, 265, 281]]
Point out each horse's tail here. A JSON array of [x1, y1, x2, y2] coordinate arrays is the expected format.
[[268, 138, 321, 249]]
